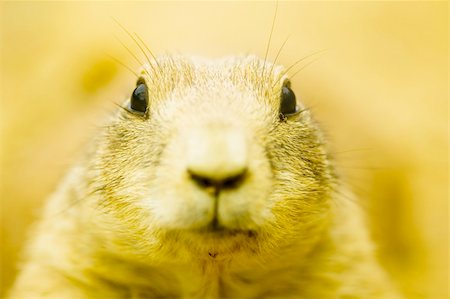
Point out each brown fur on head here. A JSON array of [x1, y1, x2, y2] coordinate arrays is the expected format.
[[89, 54, 335, 263]]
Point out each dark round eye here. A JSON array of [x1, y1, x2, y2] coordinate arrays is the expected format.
[[280, 86, 298, 116], [129, 83, 148, 114]]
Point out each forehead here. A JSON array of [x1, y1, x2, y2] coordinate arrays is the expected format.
[[138, 55, 288, 96]]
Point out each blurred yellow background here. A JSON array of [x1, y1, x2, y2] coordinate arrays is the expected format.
[[0, 2, 447, 298]]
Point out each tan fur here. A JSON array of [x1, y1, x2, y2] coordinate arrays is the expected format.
[[9, 55, 399, 298]]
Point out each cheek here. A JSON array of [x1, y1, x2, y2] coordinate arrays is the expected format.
[[142, 186, 214, 229], [135, 140, 217, 229]]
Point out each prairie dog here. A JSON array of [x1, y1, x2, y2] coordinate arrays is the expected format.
[[9, 55, 399, 298]]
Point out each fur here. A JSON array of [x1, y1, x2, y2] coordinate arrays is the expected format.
[[9, 55, 399, 298]]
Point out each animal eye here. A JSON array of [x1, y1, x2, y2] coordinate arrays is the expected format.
[[280, 86, 299, 117], [129, 83, 148, 114]]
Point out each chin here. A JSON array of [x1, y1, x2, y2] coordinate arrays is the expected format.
[[161, 225, 261, 260]]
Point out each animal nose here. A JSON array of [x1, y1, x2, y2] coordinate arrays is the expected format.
[[188, 170, 247, 190], [186, 126, 249, 192]]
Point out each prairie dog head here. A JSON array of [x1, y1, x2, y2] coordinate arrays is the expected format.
[[93, 55, 334, 261]]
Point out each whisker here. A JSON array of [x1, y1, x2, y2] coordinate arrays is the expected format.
[[113, 101, 130, 112], [329, 148, 374, 155], [114, 35, 146, 72], [133, 32, 165, 94], [105, 53, 139, 77], [269, 33, 291, 82], [50, 185, 105, 217], [112, 18, 154, 81], [289, 55, 324, 80], [123, 31, 155, 73], [332, 186, 362, 208], [286, 49, 327, 74], [261, 0, 279, 89], [134, 32, 162, 72], [113, 19, 150, 63], [272, 49, 327, 88]]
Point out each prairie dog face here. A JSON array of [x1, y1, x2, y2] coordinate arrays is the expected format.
[[94, 55, 334, 259]]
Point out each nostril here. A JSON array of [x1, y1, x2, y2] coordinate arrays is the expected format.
[[189, 172, 216, 188], [222, 171, 246, 189], [188, 168, 247, 190]]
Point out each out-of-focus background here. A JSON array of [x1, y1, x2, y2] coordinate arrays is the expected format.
[[0, 2, 447, 298]]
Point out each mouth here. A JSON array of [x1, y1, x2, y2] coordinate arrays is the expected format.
[[166, 221, 258, 259], [191, 225, 257, 259], [193, 221, 256, 239]]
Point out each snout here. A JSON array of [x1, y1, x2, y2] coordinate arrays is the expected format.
[[185, 125, 249, 197]]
